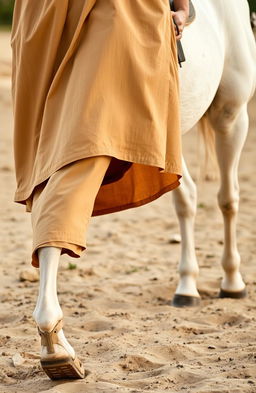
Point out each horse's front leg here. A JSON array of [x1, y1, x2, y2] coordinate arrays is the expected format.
[[172, 157, 201, 307], [33, 247, 84, 379], [212, 105, 248, 298]]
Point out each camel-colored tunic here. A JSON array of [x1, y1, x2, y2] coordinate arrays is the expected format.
[[11, 0, 182, 215]]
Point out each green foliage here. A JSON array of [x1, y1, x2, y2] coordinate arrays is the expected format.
[[248, 0, 256, 12], [0, 0, 15, 25], [67, 262, 77, 270]]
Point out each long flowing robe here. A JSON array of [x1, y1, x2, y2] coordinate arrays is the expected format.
[[11, 0, 182, 215]]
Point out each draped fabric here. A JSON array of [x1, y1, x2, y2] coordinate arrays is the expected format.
[[11, 0, 182, 215]]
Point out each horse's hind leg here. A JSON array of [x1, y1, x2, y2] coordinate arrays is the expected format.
[[172, 157, 201, 307], [210, 104, 249, 298], [33, 247, 85, 379], [33, 247, 76, 358]]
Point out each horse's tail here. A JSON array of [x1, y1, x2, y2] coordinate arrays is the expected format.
[[198, 112, 218, 180]]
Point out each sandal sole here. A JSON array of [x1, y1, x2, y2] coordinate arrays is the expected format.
[[41, 357, 85, 380]]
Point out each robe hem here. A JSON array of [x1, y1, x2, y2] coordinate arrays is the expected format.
[[30, 176, 180, 267], [32, 240, 85, 268], [93, 177, 181, 216], [14, 151, 182, 205]]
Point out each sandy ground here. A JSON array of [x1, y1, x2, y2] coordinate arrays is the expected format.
[[0, 30, 256, 393]]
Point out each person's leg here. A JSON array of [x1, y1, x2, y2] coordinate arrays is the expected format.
[[31, 156, 111, 379]]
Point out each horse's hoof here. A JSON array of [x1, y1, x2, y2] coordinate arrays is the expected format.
[[172, 294, 201, 307], [219, 288, 247, 299]]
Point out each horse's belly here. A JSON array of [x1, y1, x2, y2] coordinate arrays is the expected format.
[[179, 0, 224, 134]]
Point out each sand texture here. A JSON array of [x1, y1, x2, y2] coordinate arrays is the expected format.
[[0, 31, 256, 393]]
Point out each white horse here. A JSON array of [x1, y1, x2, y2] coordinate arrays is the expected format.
[[33, 0, 256, 378], [171, 0, 256, 306]]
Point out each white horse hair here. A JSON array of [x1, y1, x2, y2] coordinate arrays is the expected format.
[[172, 0, 256, 306], [33, 0, 256, 363]]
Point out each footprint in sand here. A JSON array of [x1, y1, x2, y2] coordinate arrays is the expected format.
[[119, 354, 164, 373], [82, 319, 114, 332]]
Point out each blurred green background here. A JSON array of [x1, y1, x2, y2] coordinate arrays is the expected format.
[[0, 0, 256, 25], [0, 0, 14, 25], [249, 0, 256, 11]]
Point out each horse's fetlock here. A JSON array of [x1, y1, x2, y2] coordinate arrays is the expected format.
[[180, 267, 199, 278], [222, 252, 241, 271]]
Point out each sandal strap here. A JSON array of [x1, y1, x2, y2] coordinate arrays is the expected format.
[[37, 320, 63, 354]]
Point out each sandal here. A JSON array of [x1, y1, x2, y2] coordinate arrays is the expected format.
[[37, 319, 85, 380]]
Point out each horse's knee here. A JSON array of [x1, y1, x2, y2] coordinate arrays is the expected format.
[[221, 104, 239, 124], [209, 102, 242, 134], [218, 195, 239, 216], [174, 183, 197, 218]]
